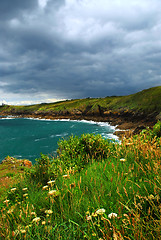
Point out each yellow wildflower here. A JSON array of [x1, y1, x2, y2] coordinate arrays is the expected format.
[[20, 229, 26, 234], [45, 209, 53, 214]]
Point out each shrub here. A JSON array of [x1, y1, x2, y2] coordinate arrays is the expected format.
[[25, 154, 56, 185], [57, 134, 115, 171], [153, 120, 161, 137]]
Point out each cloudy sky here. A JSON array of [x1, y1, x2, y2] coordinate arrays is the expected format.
[[0, 0, 161, 105]]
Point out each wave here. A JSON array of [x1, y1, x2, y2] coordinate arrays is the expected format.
[[0, 116, 118, 141], [101, 133, 119, 141], [34, 137, 47, 142], [0, 116, 16, 120]]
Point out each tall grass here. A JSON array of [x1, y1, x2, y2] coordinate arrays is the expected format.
[[0, 123, 161, 239]]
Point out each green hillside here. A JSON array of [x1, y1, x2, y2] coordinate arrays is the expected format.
[[0, 86, 161, 116]]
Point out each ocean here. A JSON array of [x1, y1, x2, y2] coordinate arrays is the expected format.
[[0, 117, 118, 163]]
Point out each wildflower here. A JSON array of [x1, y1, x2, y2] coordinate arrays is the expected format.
[[86, 215, 92, 221], [108, 213, 118, 219], [120, 158, 126, 162], [63, 174, 70, 179], [22, 188, 28, 191], [42, 185, 48, 190], [11, 188, 17, 192], [32, 217, 41, 223], [92, 212, 98, 217], [23, 193, 28, 197], [42, 221, 46, 225], [7, 208, 14, 214], [20, 229, 26, 234], [31, 212, 36, 216], [3, 199, 9, 204], [95, 208, 106, 215], [47, 180, 55, 185], [45, 209, 53, 214], [48, 190, 60, 197]]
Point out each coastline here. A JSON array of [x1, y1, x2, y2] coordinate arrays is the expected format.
[[0, 111, 157, 139]]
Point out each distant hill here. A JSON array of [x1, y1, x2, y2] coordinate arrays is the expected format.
[[0, 86, 161, 127]]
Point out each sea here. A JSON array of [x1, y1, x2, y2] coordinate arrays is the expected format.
[[0, 117, 118, 163]]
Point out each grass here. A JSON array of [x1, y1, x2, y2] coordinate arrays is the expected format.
[[0, 123, 161, 239], [0, 158, 26, 202], [0, 86, 161, 116]]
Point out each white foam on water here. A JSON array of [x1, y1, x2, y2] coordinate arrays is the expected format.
[[34, 137, 47, 142], [1, 116, 118, 141], [101, 133, 119, 141], [0, 116, 16, 120]]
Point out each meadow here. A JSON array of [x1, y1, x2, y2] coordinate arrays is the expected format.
[[0, 121, 161, 239]]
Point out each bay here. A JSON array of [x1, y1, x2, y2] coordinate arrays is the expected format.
[[0, 117, 118, 163]]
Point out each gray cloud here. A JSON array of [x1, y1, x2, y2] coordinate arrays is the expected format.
[[0, 0, 161, 104], [0, 0, 38, 20]]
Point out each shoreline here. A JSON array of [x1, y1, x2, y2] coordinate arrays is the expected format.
[[0, 114, 119, 140], [0, 112, 156, 138]]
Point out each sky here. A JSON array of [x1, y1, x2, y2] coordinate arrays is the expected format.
[[0, 0, 161, 105]]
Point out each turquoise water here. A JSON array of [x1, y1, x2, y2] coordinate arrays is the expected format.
[[0, 117, 117, 163]]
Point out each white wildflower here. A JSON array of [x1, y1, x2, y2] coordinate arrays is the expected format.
[[120, 158, 126, 162], [86, 215, 92, 221], [108, 213, 118, 219], [95, 208, 106, 215], [11, 188, 17, 192], [23, 193, 28, 197], [47, 180, 55, 185], [63, 175, 70, 178], [48, 190, 60, 197], [32, 217, 41, 223]]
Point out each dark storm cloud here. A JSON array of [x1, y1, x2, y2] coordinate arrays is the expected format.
[[0, 0, 161, 104], [0, 0, 38, 20]]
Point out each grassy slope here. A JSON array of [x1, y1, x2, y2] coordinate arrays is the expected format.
[[0, 129, 161, 239], [0, 86, 161, 115]]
